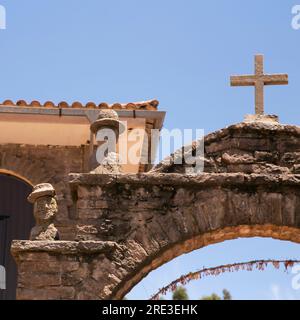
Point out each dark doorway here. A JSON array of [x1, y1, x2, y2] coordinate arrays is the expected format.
[[0, 174, 34, 300]]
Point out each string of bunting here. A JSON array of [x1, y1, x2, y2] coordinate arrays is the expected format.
[[150, 259, 300, 300]]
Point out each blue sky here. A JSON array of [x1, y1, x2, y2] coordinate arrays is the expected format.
[[1, 1, 300, 299]]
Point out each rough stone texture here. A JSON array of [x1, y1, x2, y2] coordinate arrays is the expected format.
[[27, 183, 56, 203], [90, 152, 122, 174], [12, 171, 300, 299], [0, 144, 90, 240], [243, 114, 279, 123], [29, 188, 59, 241], [90, 109, 125, 135], [10, 121, 300, 300], [90, 109, 123, 174], [151, 121, 300, 175]]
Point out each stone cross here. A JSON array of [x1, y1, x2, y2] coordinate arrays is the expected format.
[[230, 54, 288, 115]]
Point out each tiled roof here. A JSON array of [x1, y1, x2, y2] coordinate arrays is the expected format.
[[0, 99, 159, 111]]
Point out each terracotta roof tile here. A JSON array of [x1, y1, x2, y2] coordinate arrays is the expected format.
[[44, 101, 56, 108], [16, 100, 27, 106], [111, 103, 122, 109], [98, 102, 109, 109], [0, 99, 159, 111], [86, 102, 97, 109], [71, 102, 83, 108], [30, 100, 42, 107], [58, 101, 69, 108], [3, 99, 13, 105]]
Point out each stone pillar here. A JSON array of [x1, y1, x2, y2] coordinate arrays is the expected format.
[[90, 109, 125, 174], [27, 183, 59, 241]]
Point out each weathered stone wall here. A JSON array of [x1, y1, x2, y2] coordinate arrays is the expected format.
[[10, 121, 300, 300], [152, 122, 300, 174], [12, 241, 125, 300], [11, 224, 300, 300], [12, 172, 300, 300], [0, 143, 90, 239], [69, 173, 300, 243]]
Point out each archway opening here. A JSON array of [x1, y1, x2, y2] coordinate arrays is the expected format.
[[0, 173, 34, 300], [126, 237, 300, 300], [111, 225, 300, 299]]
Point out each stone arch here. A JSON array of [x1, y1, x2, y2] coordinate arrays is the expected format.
[[10, 120, 300, 300], [89, 172, 300, 299], [0, 156, 47, 187], [0, 169, 34, 187], [112, 225, 300, 300], [12, 171, 299, 300]]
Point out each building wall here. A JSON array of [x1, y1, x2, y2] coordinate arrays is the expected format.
[[0, 111, 158, 239], [0, 143, 87, 240]]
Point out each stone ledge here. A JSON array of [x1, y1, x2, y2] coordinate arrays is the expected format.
[[243, 114, 279, 123], [204, 121, 300, 145], [69, 172, 300, 188], [11, 240, 122, 255]]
